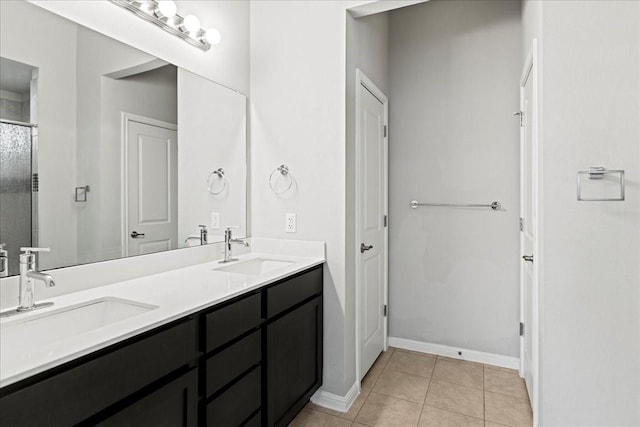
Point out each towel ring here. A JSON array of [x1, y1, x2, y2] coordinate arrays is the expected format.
[[269, 164, 293, 194], [207, 168, 227, 195]]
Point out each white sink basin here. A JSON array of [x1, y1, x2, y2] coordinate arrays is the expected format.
[[214, 258, 295, 276], [0, 297, 158, 350]]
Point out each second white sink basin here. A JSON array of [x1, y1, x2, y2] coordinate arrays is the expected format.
[[214, 258, 295, 275], [1, 297, 158, 350]]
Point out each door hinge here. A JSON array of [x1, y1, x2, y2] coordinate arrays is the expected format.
[[514, 111, 523, 127], [383, 304, 388, 317], [383, 125, 387, 138], [383, 215, 387, 227], [32, 173, 39, 193], [519, 322, 525, 337], [519, 217, 524, 232]]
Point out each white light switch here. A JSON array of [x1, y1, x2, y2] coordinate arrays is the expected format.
[[286, 213, 296, 233], [211, 212, 220, 229]]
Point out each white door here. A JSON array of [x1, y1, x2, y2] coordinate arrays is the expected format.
[[357, 73, 388, 380], [520, 44, 538, 409], [126, 119, 178, 256]]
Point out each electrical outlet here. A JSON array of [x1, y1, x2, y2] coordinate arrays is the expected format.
[[285, 213, 296, 233], [211, 212, 220, 229]]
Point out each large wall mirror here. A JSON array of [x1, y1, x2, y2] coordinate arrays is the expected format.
[[0, 1, 247, 276]]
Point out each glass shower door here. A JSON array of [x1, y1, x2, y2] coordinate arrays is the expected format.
[[0, 121, 35, 276]]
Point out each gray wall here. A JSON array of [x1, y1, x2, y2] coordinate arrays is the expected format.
[[533, 1, 640, 424], [388, 0, 522, 357]]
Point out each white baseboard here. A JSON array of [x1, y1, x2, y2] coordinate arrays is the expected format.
[[388, 336, 520, 370], [310, 381, 359, 413]]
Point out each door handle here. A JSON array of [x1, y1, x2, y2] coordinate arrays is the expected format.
[[522, 255, 534, 262], [361, 243, 373, 253], [130, 231, 145, 239]]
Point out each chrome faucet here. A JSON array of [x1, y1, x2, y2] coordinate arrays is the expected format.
[[185, 225, 208, 246], [219, 226, 249, 263], [199, 225, 208, 245], [17, 247, 55, 312], [0, 243, 7, 278]]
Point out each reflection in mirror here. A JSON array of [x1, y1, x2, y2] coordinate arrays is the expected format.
[[0, 1, 246, 276]]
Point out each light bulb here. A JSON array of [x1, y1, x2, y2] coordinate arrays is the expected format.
[[139, 0, 155, 14], [182, 14, 201, 34], [154, 1, 177, 18], [203, 28, 221, 45]]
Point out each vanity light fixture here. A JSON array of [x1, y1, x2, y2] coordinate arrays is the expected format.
[[154, 0, 176, 19], [111, 0, 221, 51]]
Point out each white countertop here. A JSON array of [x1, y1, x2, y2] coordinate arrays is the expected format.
[[0, 241, 324, 388]]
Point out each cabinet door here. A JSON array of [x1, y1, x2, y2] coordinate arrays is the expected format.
[[206, 367, 261, 427], [97, 370, 197, 427], [267, 297, 322, 427]]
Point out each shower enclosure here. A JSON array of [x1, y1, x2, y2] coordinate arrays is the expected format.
[[0, 120, 38, 276]]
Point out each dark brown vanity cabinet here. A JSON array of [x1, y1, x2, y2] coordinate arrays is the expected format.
[[266, 267, 323, 427], [0, 318, 199, 427], [0, 265, 323, 427]]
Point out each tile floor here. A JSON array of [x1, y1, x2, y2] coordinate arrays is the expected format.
[[290, 347, 532, 427]]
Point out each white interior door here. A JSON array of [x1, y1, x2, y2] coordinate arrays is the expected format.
[[357, 74, 388, 380], [126, 119, 178, 256], [520, 44, 537, 410]]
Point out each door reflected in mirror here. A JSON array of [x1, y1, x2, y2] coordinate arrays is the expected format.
[[0, 1, 246, 276]]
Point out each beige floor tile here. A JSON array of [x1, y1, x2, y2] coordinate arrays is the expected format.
[[395, 347, 438, 358], [485, 391, 533, 427], [373, 349, 393, 369], [485, 422, 510, 427], [386, 350, 436, 378], [372, 369, 430, 403], [484, 368, 529, 400], [483, 365, 519, 375], [354, 392, 422, 427], [437, 356, 483, 368], [424, 381, 484, 419], [308, 391, 370, 421], [431, 359, 484, 389], [289, 408, 352, 427], [361, 363, 384, 391], [418, 405, 484, 427]]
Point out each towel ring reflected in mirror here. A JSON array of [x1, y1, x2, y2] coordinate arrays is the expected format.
[[269, 164, 293, 194], [207, 168, 227, 195]]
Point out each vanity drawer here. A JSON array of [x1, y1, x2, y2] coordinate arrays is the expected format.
[[0, 318, 197, 426], [206, 329, 261, 397], [267, 266, 322, 318], [97, 369, 198, 427], [206, 367, 261, 426], [205, 292, 262, 352]]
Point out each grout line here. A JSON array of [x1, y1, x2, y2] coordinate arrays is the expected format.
[[483, 365, 486, 421], [422, 403, 485, 422], [423, 383, 431, 405], [484, 387, 532, 403], [368, 389, 426, 406], [350, 389, 369, 423], [424, 376, 484, 391], [484, 389, 531, 401]]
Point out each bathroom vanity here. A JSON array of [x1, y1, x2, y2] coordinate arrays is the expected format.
[[0, 242, 324, 427]]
